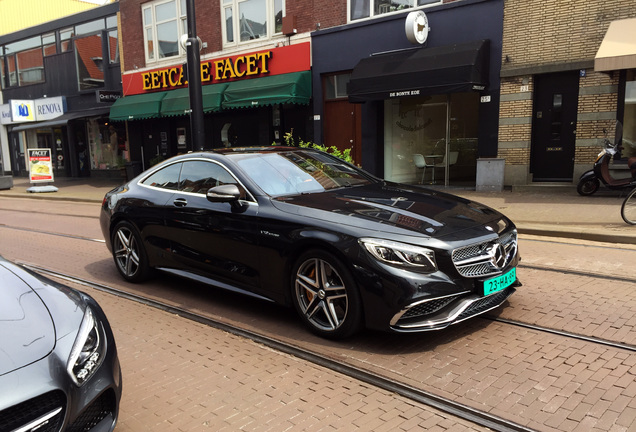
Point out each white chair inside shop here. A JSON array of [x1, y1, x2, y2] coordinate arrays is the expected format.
[[413, 154, 433, 184], [433, 151, 459, 181]]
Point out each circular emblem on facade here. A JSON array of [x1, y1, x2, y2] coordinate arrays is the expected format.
[[405, 11, 430, 45]]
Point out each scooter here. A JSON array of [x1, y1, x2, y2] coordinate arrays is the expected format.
[[576, 121, 636, 196]]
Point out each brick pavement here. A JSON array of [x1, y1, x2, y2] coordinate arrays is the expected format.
[[78, 281, 491, 432]]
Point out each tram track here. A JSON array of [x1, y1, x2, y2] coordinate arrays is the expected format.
[[24, 263, 536, 432]]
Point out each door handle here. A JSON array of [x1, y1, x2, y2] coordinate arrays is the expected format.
[[173, 198, 188, 207]]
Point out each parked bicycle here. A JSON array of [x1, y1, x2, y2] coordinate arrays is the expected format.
[[621, 187, 636, 225]]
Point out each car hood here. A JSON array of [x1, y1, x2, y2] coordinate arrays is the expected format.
[[270, 182, 505, 238], [0, 265, 56, 376]]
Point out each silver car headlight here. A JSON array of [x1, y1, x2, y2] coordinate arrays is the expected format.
[[360, 238, 437, 272], [67, 308, 106, 386]]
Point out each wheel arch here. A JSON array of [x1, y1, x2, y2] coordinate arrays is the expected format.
[[281, 233, 362, 303]]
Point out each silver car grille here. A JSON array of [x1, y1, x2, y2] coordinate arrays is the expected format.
[[451, 230, 517, 278]]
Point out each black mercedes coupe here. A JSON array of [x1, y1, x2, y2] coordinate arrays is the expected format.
[[100, 147, 520, 339]]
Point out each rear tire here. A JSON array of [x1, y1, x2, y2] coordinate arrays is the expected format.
[[577, 177, 600, 196], [111, 221, 152, 282], [291, 250, 363, 339], [621, 188, 636, 225]]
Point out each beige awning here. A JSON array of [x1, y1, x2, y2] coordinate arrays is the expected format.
[[595, 18, 636, 72]]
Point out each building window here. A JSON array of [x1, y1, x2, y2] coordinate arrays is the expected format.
[[222, 0, 284, 46], [349, 0, 440, 21], [60, 28, 75, 52], [43, 33, 56, 57], [143, 0, 187, 63], [325, 73, 351, 100], [75, 33, 105, 91], [4, 36, 45, 86]]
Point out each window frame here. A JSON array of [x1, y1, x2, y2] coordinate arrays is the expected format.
[[142, 0, 187, 64], [221, 0, 285, 48], [348, 0, 441, 22]]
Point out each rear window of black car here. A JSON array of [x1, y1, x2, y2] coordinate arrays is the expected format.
[[141, 162, 182, 190]]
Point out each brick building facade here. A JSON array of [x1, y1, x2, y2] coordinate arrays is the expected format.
[[498, 0, 636, 186]]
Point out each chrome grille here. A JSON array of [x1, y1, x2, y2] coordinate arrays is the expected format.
[[456, 288, 514, 321], [452, 230, 517, 278], [401, 295, 461, 319], [67, 389, 117, 432], [0, 391, 65, 432]]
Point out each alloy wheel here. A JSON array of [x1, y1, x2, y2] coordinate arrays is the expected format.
[[113, 226, 141, 278], [294, 257, 349, 332]]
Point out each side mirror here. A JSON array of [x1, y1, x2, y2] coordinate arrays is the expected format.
[[206, 184, 241, 203]]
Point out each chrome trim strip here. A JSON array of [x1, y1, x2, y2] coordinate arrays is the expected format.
[[390, 289, 515, 332], [389, 291, 471, 326], [11, 407, 63, 432]]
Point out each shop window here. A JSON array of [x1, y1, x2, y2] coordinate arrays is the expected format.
[[383, 92, 479, 187], [222, 0, 284, 46], [88, 118, 127, 171], [349, 0, 440, 21], [325, 73, 351, 100], [623, 70, 636, 159], [142, 0, 187, 63]]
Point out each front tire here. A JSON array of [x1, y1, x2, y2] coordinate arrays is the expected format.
[[577, 177, 600, 196], [291, 250, 362, 339], [621, 188, 636, 225], [111, 221, 152, 282]]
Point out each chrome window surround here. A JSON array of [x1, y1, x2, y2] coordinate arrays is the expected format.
[[137, 158, 257, 204]]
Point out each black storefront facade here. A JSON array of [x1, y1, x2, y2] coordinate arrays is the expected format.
[[108, 43, 313, 172], [311, 0, 503, 187], [0, 3, 122, 179]]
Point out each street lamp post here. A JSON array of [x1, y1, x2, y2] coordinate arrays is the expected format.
[[185, 0, 205, 151]]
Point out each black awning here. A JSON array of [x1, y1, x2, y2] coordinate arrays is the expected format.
[[347, 40, 490, 103]]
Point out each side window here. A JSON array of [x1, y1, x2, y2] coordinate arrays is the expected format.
[[179, 161, 241, 196], [141, 162, 182, 189]]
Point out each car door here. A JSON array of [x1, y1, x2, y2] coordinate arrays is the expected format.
[[163, 159, 262, 293]]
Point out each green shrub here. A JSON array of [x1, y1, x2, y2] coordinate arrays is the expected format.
[[277, 131, 354, 164]]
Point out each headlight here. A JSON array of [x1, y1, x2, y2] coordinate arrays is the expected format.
[[67, 308, 106, 386], [360, 238, 437, 272]]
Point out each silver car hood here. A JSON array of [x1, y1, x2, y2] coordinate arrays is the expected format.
[[0, 267, 55, 375]]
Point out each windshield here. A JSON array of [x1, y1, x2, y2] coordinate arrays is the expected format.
[[230, 150, 376, 196]]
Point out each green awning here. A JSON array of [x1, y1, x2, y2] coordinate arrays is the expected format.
[[109, 91, 168, 121], [160, 83, 229, 117], [222, 71, 311, 109]]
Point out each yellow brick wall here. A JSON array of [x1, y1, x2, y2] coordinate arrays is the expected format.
[[501, 1, 635, 68], [498, 0, 635, 179]]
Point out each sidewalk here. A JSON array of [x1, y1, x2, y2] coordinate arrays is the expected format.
[[1, 176, 635, 244]]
